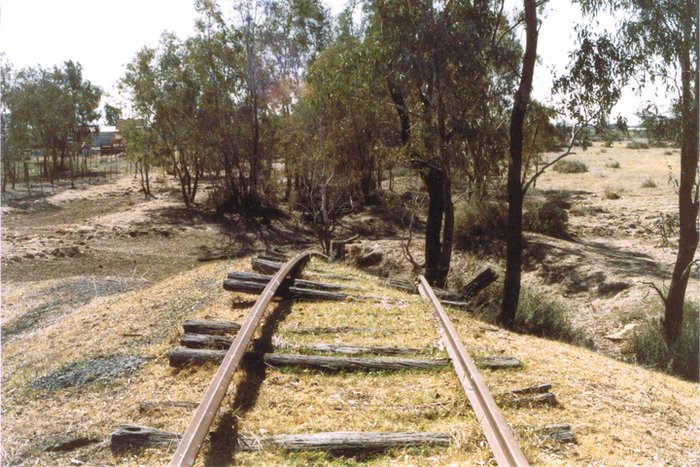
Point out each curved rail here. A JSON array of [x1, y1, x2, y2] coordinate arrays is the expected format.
[[417, 275, 529, 467], [169, 251, 322, 467]]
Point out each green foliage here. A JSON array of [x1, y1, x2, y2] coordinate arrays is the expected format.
[[552, 31, 635, 131], [523, 201, 569, 238], [636, 103, 681, 146], [627, 302, 699, 381], [3, 60, 101, 184], [553, 159, 588, 173], [453, 199, 508, 251], [513, 288, 594, 348]]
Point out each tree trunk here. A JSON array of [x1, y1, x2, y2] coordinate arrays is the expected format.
[[423, 166, 446, 287], [663, 18, 699, 348], [499, 0, 538, 327]]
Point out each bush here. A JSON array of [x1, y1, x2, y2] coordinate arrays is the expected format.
[[627, 302, 699, 381], [454, 199, 508, 251], [473, 286, 593, 348], [512, 288, 593, 348], [626, 141, 650, 150], [523, 201, 569, 238], [553, 159, 588, 174], [605, 161, 620, 169], [641, 178, 657, 188], [603, 187, 621, 200]]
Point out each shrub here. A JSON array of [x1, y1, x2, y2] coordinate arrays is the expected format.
[[473, 286, 593, 348], [454, 199, 508, 251], [605, 161, 620, 169], [523, 201, 569, 238], [627, 302, 699, 381], [511, 288, 593, 348], [553, 159, 588, 174], [641, 178, 657, 188], [626, 141, 650, 150], [603, 139, 613, 148], [603, 187, 621, 200]]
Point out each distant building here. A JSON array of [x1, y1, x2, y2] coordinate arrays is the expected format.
[[92, 127, 125, 155]]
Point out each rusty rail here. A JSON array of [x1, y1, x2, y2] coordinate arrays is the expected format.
[[168, 251, 321, 467], [417, 275, 529, 467]]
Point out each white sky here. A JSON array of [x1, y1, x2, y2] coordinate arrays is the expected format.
[[1, 0, 671, 124]]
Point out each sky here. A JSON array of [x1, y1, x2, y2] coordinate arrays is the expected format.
[[1, 0, 671, 124]]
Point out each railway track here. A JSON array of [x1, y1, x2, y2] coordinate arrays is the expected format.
[[113, 252, 563, 465]]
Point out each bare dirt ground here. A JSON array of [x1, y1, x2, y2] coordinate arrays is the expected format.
[[340, 141, 697, 357], [2, 142, 695, 358], [0, 143, 698, 465], [1, 171, 310, 347], [521, 141, 697, 354]]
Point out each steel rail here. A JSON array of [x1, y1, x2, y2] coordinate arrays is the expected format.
[[417, 275, 529, 467], [168, 251, 321, 467]]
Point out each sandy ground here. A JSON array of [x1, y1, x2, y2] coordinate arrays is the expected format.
[[2, 142, 696, 356]]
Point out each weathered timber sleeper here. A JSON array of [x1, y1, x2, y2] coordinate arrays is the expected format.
[[168, 348, 449, 371], [111, 425, 180, 449], [277, 342, 431, 356], [251, 257, 285, 274], [112, 425, 449, 452], [223, 279, 349, 301], [168, 348, 520, 370], [237, 431, 450, 451], [263, 353, 450, 371], [180, 333, 233, 350], [182, 319, 240, 335], [179, 333, 430, 356], [227, 271, 360, 292]]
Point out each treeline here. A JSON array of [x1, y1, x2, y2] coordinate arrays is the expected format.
[[1, 60, 101, 191], [2, 1, 696, 356], [114, 1, 573, 284]]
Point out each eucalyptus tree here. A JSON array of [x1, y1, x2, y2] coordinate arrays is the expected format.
[[499, 10, 636, 326], [121, 36, 202, 206], [61, 61, 102, 187], [576, 0, 698, 349], [3, 61, 101, 186], [186, 0, 330, 214], [366, 0, 520, 286]]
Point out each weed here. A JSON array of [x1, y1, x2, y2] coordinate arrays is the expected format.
[[523, 201, 569, 239], [477, 286, 594, 348], [553, 159, 588, 174], [600, 148, 608, 153], [626, 141, 650, 150], [454, 199, 508, 251], [641, 178, 657, 188], [626, 301, 699, 382], [663, 150, 674, 156], [603, 187, 621, 200], [605, 161, 620, 169]]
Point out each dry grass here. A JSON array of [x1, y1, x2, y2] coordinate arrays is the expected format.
[[2, 258, 698, 466]]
